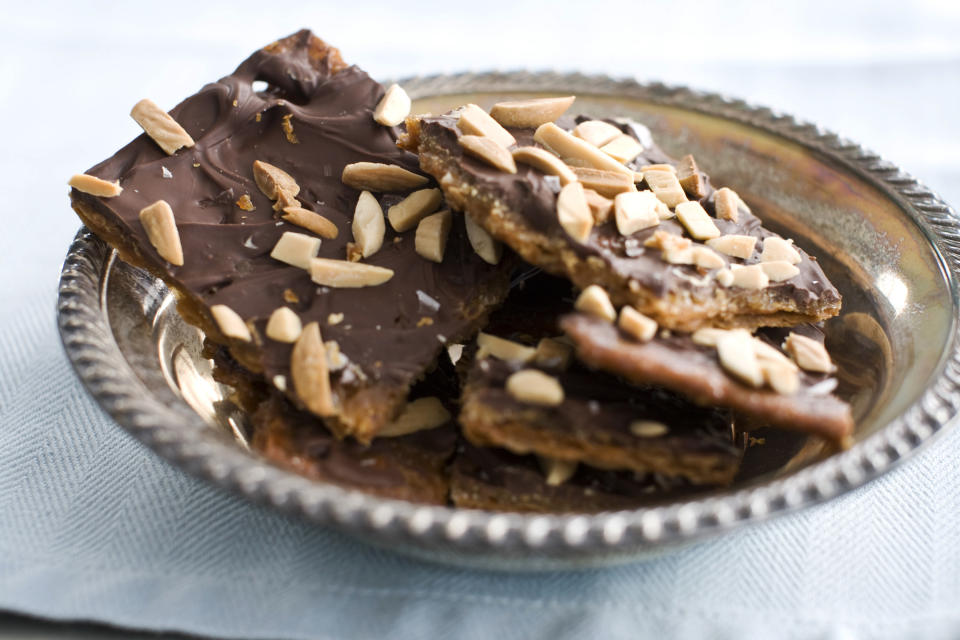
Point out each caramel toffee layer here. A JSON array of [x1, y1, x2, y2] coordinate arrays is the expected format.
[[461, 356, 741, 485], [407, 112, 841, 330], [561, 313, 854, 442], [69, 30, 510, 441]]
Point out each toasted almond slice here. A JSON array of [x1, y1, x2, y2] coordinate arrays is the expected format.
[[533, 337, 573, 370], [761, 359, 800, 395], [415, 210, 453, 263], [138, 200, 184, 266], [342, 162, 429, 192], [557, 181, 594, 242], [614, 190, 660, 236], [691, 246, 725, 270], [457, 103, 516, 149], [761, 260, 800, 282], [677, 154, 706, 199], [459, 135, 517, 173], [643, 169, 688, 208], [726, 264, 769, 289], [265, 306, 302, 343], [714, 187, 742, 222], [351, 191, 385, 257], [69, 173, 122, 197], [464, 214, 503, 265], [273, 189, 300, 212], [534, 122, 634, 176], [379, 397, 451, 437], [489, 96, 575, 128], [600, 134, 643, 164], [761, 237, 802, 264], [570, 167, 636, 198], [506, 369, 565, 407], [584, 188, 614, 224], [572, 120, 622, 147], [477, 332, 536, 363], [309, 258, 394, 288], [752, 338, 798, 369], [574, 284, 616, 322], [675, 201, 721, 240], [630, 420, 669, 438], [291, 322, 335, 416], [618, 306, 658, 342], [282, 206, 338, 239], [691, 327, 731, 347], [373, 83, 411, 127], [387, 188, 443, 232], [210, 304, 251, 342], [538, 457, 577, 486], [252, 160, 300, 200], [512, 146, 577, 185], [130, 98, 195, 155], [639, 163, 677, 174], [706, 234, 757, 259], [784, 333, 835, 373], [717, 330, 764, 387], [270, 231, 321, 270]]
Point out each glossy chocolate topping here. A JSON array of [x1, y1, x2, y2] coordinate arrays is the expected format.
[[71, 31, 509, 413]]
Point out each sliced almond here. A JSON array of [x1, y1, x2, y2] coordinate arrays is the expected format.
[[717, 330, 763, 388], [274, 189, 300, 212], [675, 201, 721, 240], [752, 338, 797, 369], [477, 332, 536, 363], [533, 337, 573, 370], [706, 234, 757, 259], [464, 214, 503, 265], [511, 146, 577, 185], [506, 369, 565, 407], [570, 167, 636, 198], [727, 264, 769, 289], [265, 306, 302, 343], [457, 103, 516, 149], [572, 120, 622, 147], [677, 154, 706, 199], [373, 83, 411, 127], [784, 333, 835, 373], [210, 304, 251, 342], [761, 359, 800, 395], [574, 284, 616, 322], [459, 135, 517, 173], [690, 246, 725, 270], [309, 258, 394, 288], [270, 231, 321, 270], [252, 160, 300, 200], [614, 190, 660, 236], [584, 188, 614, 224], [351, 191, 385, 257], [291, 322, 335, 416], [600, 134, 643, 164], [639, 163, 677, 174], [489, 96, 575, 128], [618, 306, 658, 342], [714, 187, 742, 222], [387, 188, 443, 232], [630, 420, 669, 438], [556, 181, 594, 242], [691, 327, 731, 347], [415, 209, 453, 263], [282, 206, 338, 239], [717, 268, 735, 287], [761, 260, 801, 282], [68, 174, 122, 197], [130, 98, 195, 155], [341, 162, 429, 192], [534, 122, 633, 176], [760, 237, 802, 264], [643, 169, 688, 208], [138, 200, 184, 266], [538, 457, 578, 486], [378, 397, 451, 437]]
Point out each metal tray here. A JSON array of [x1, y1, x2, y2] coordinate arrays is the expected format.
[[57, 72, 960, 570]]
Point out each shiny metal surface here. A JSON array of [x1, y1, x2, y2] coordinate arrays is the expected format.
[[57, 73, 960, 569]]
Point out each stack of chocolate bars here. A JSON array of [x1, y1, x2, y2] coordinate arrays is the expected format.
[[69, 30, 853, 512]]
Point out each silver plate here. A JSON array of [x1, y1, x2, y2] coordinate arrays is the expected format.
[[57, 72, 960, 570]]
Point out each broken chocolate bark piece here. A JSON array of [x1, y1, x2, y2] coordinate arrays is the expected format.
[[402, 108, 841, 331], [69, 30, 512, 442], [560, 313, 854, 443]]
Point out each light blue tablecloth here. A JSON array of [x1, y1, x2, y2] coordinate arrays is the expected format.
[[2, 2, 960, 638]]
